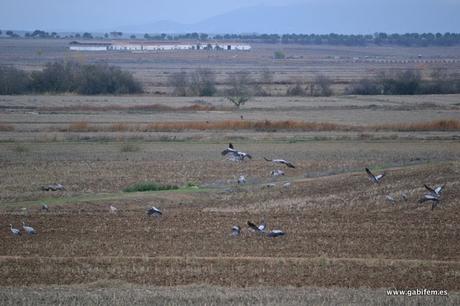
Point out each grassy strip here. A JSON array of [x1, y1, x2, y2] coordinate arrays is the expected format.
[[123, 181, 179, 193], [1, 186, 207, 209]]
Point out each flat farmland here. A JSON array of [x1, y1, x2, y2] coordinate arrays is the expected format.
[[1, 40, 460, 304], [1, 39, 460, 94]]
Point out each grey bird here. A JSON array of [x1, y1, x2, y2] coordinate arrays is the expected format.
[[264, 157, 295, 168], [41, 183, 65, 191], [418, 194, 440, 210], [267, 230, 285, 238], [10, 224, 21, 236], [231, 225, 241, 236], [147, 206, 162, 216], [41, 202, 49, 212], [221, 143, 252, 161], [22, 222, 37, 235], [247, 220, 266, 233], [385, 195, 396, 204], [424, 184, 444, 197], [271, 169, 285, 177], [365, 168, 385, 184], [237, 175, 247, 184]]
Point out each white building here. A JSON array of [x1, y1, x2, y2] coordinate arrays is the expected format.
[[69, 41, 251, 52]]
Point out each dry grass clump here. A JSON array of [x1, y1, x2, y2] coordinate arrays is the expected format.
[[67, 121, 95, 132], [0, 123, 15, 131], [63, 119, 460, 133], [144, 120, 349, 132]]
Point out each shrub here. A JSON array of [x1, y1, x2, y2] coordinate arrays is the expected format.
[[345, 78, 381, 95], [310, 75, 333, 96], [378, 70, 421, 95], [286, 83, 307, 96], [0, 66, 30, 94], [189, 68, 216, 96], [120, 143, 140, 152], [1, 62, 143, 95], [168, 71, 189, 96], [123, 182, 179, 192], [274, 50, 285, 59]]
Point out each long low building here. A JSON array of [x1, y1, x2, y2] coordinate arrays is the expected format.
[[69, 41, 251, 52]]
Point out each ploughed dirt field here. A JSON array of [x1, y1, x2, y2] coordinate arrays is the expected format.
[[1, 139, 459, 303]]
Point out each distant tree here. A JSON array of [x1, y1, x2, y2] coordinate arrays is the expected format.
[[0, 66, 31, 94], [110, 31, 123, 38], [6, 30, 20, 38], [378, 70, 421, 95], [0, 30, 2, 35], [286, 82, 307, 96], [310, 75, 333, 96], [168, 71, 189, 96], [189, 68, 216, 96], [130, 34, 136, 39], [82, 32, 93, 39], [75, 33, 81, 38], [259, 68, 273, 96], [225, 71, 254, 108], [199, 33, 208, 40], [345, 78, 381, 95], [104, 33, 109, 38], [274, 50, 285, 59]]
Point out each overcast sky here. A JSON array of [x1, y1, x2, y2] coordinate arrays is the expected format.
[[0, 0, 459, 33]]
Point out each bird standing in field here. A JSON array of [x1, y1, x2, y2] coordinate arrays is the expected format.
[[365, 168, 385, 184], [147, 206, 162, 217], [41, 202, 49, 212], [271, 169, 285, 177], [237, 175, 247, 184], [267, 230, 285, 238], [10, 224, 21, 236], [109, 205, 118, 213], [385, 195, 396, 204], [231, 225, 241, 236], [221, 143, 252, 161], [264, 157, 295, 168], [22, 222, 37, 235]]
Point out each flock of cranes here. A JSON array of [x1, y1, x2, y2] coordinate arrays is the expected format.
[[366, 167, 445, 210], [8, 143, 446, 237]]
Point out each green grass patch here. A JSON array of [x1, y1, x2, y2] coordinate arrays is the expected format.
[[123, 181, 179, 193], [120, 143, 140, 152]]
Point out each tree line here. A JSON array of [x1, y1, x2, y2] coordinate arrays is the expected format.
[[2, 29, 460, 46], [0, 62, 143, 95]]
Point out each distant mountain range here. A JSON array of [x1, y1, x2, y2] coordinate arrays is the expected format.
[[118, 1, 460, 34]]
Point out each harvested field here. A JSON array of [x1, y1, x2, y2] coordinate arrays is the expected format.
[[1, 39, 460, 304]]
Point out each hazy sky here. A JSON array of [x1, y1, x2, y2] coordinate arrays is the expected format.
[[0, 0, 458, 33], [0, 0, 293, 30]]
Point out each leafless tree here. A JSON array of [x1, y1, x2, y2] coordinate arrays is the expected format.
[[225, 71, 254, 108]]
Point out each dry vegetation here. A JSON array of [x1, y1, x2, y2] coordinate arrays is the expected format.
[[60, 119, 460, 133]]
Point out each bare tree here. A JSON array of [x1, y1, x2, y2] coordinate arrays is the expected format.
[[225, 71, 254, 108], [168, 71, 189, 96], [258, 68, 273, 96], [310, 74, 333, 96], [189, 68, 216, 96]]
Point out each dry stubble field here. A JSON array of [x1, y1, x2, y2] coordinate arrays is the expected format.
[[1, 41, 460, 305]]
